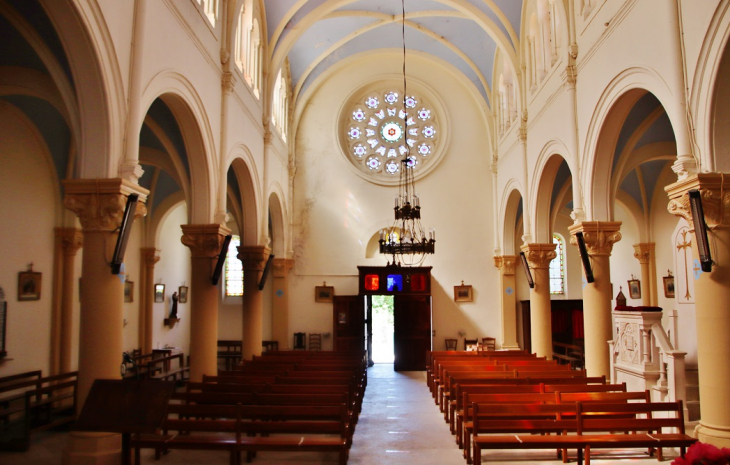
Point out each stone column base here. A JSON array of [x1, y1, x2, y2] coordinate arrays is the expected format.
[[63, 432, 122, 465], [695, 422, 730, 448]]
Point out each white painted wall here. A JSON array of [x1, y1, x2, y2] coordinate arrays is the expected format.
[[292, 51, 498, 352], [0, 102, 59, 376]]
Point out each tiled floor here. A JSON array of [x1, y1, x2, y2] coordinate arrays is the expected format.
[[0, 364, 680, 464]]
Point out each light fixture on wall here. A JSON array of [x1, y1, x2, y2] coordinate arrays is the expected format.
[[378, 0, 435, 266]]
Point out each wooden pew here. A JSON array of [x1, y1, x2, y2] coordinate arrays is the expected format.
[[0, 372, 77, 451], [149, 353, 189, 382], [0, 370, 43, 425], [463, 390, 650, 463], [471, 400, 696, 465]]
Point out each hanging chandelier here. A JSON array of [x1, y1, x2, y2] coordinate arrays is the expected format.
[[378, 0, 435, 266]]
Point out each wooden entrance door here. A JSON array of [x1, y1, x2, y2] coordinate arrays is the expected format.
[[393, 295, 432, 371], [333, 296, 364, 352]]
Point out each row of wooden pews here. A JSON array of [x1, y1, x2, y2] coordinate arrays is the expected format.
[[427, 350, 697, 465], [0, 370, 77, 451], [131, 350, 366, 464]]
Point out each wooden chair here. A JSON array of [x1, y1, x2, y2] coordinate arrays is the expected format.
[[308, 333, 322, 351], [262, 340, 278, 352], [481, 337, 496, 351], [293, 332, 306, 350], [464, 338, 478, 351], [445, 339, 458, 350]]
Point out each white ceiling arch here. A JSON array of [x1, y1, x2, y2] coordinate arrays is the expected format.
[[262, 0, 524, 112]]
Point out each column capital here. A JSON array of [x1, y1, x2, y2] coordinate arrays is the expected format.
[[632, 243, 654, 264], [56, 227, 83, 255], [181, 224, 232, 258], [141, 247, 161, 266], [568, 221, 622, 256], [272, 258, 295, 278], [237, 245, 272, 271], [520, 243, 556, 269], [666, 173, 730, 229], [63, 179, 148, 232], [493, 255, 517, 275]]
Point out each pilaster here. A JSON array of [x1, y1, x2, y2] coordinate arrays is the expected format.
[[666, 173, 730, 447], [181, 224, 231, 382], [140, 248, 161, 354], [568, 221, 621, 378], [493, 256, 518, 350], [520, 244, 556, 359], [51, 228, 83, 375], [633, 243, 655, 306]]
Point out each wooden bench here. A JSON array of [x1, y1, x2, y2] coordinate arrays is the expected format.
[[463, 390, 649, 463], [0, 370, 43, 425], [451, 381, 620, 438], [133, 402, 351, 465], [471, 400, 695, 465], [0, 372, 77, 451], [553, 341, 584, 369], [149, 353, 189, 382]]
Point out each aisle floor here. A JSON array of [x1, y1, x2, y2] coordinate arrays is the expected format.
[[0, 364, 681, 464]]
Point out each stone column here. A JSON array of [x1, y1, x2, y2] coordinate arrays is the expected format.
[[238, 245, 271, 360], [59, 229, 83, 374], [271, 258, 294, 350], [140, 248, 160, 354], [181, 224, 231, 382], [63, 179, 148, 405], [493, 255, 519, 350], [569, 221, 622, 378], [633, 243, 655, 306], [520, 244, 557, 359], [666, 173, 730, 447], [62, 179, 147, 465]]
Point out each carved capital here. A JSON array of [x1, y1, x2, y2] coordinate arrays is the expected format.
[[63, 179, 148, 232], [141, 247, 161, 267], [181, 224, 232, 258], [568, 221, 622, 256], [632, 243, 654, 265], [520, 244, 557, 269], [237, 245, 271, 271], [666, 173, 730, 229], [272, 258, 295, 278], [220, 49, 230, 65], [56, 228, 83, 256], [493, 255, 517, 275]]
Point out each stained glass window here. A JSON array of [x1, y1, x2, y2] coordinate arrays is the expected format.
[[342, 89, 440, 181], [225, 235, 243, 297], [549, 234, 565, 295]]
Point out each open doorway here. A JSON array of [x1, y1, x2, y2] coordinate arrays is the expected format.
[[370, 295, 394, 363]]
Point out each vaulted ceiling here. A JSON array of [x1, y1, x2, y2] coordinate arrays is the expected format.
[[264, 0, 524, 111]]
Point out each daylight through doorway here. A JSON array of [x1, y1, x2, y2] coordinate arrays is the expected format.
[[371, 295, 394, 363]]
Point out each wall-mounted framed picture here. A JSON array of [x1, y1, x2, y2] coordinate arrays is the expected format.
[[315, 286, 334, 303], [663, 272, 675, 298], [154, 284, 165, 303], [454, 282, 473, 302], [124, 281, 134, 303], [18, 271, 42, 301], [178, 286, 188, 303], [337, 311, 347, 325], [627, 277, 641, 299]]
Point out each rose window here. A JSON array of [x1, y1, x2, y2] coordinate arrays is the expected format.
[[342, 89, 440, 180]]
